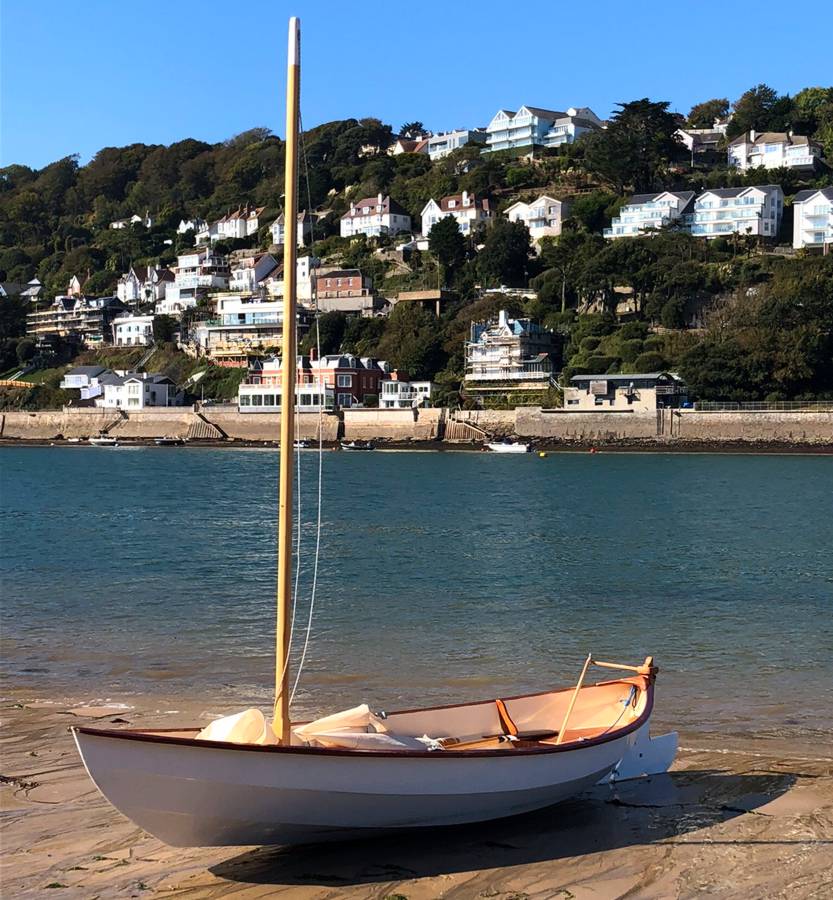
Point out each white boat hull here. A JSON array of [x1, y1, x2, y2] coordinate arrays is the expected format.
[[486, 442, 529, 453], [74, 726, 638, 846]]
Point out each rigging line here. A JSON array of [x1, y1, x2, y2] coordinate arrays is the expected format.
[[290, 113, 324, 704]]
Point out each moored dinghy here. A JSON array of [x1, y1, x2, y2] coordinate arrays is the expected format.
[[72, 16, 676, 850]]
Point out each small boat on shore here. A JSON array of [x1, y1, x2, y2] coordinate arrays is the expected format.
[[293, 439, 312, 450], [89, 434, 118, 447], [154, 437, 186, 446], [72, 17, 675, 851], [486, 441, 530, 454]]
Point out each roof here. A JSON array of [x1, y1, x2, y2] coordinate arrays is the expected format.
[[341, 196, 410, 220], [697, 185, 782, 199], [101, 371, 174, 386], [66, 365, 108, 377], [729, 131, 814, 147], [523, 106, 567, 120], [570, 372, 684, 384], [273, 209, 312, 225], [317, 268, 363, 279], [431, 193, 491, 213], [793, 187, 833, 203], [626, 191, 695, 207]]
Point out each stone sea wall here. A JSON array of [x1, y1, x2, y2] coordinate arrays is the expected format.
[[1, 406, 831, 445]]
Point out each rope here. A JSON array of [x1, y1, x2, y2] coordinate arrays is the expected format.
[[289, 112, 324, 705], [600, 685, 638, 736]]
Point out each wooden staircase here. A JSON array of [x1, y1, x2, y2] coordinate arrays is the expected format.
[[444, 419, 488, 443], [187, 413, 226, 441]]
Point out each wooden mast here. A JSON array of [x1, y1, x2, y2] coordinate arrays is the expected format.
[[274, 15, 300, 744]]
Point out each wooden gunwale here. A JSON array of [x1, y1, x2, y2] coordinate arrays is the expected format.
[[72, 677, 653, 760]]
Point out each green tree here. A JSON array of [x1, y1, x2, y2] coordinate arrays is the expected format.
[[582, 99, 682, 192], [300, 311, 347, 356], [477, 218, 531, 287], [399, 121, 425, 139], [152, 315, 178, 343], [687, 98, 730, 128], [375, 302, 444, 378], [727, 84, 792, 138], [428, 216, 466, 285]]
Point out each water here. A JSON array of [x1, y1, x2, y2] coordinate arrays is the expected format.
[[2, 447, 832, 745]]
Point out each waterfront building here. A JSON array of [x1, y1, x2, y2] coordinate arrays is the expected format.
[[379, 374, 436, 408], [340, 194, 412, 239], [238, 353, 385, 410], [792, 187, 833, 251], [727, 130, 822, 172], [604, 191, 695, 239], [269, 210, 314, 247], [98, 371, 179, 409], [157, 248, 230, 316], [464, 309, 558, 398], [564, 372, 688, 411], [504, 195, 571, 242], [426, 128, 487, 160], [314, 268, 378, 315], [112, 313, 155, 346], [115, 264, 174, 305], [59, 365, 110, 401], [484, 105, 602, 154], [420, 192, 492, 237], [26, 295, 128, 346], [686, 185, 783, 239]]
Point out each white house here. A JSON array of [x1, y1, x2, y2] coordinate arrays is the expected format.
[[340, 194, 412, 238], [420, 191, 492, 237], [504, 195, 571, 242], [269, 210, 313, 247], [485, 106, 603, 154], [156, 248, 230, 315], [98, 372, 177, 409], [379, 376, 436, 408], [265, 255, 317, 303], [115, 264, 174, 305], [426, 129, 487, 160], [792, 187, 833, 250], [229, 253, 280, 293], [177, 217, 207, 235], [59, 365, 110, 401], [604, 191, 695, 239], [389, 137, 430, 156], [112, 314, 155, 346], [464, 310, 558, 397], [728, 131, 822, 172], [197, 205, 265, 243], [687, 186, 784, 239], [110, 212, 154, 230]]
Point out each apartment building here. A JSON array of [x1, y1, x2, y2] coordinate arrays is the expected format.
[[504, 195, 571, 242], [792, 187, 833, 250], [604, 191, 695, 239], [485, 105, 602, 154]]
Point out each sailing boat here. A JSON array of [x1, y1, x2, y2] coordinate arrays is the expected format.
[[72, 17, 677, 849]]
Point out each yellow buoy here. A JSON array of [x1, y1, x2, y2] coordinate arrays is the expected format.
[[538, 451, 547, 458]]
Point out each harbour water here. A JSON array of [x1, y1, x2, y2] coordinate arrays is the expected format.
[[2, 446, 831, 747]]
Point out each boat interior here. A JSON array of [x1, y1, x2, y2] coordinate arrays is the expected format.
[[107, 670, 652, 754]]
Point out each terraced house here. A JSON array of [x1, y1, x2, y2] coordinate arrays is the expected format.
[[604, 192, 695, 239], [687, 186, 784, 239]]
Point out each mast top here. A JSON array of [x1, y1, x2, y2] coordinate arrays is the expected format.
[[288, 16, 300, 66]]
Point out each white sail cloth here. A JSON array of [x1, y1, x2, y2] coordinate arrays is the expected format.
[[195, 703, 440, 750]]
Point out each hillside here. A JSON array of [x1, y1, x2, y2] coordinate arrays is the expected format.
[[1, 83, 833, 405]]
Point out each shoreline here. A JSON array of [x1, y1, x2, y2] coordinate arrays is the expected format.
[[2, 436, 833, 455], [2, 691, 831, 898]]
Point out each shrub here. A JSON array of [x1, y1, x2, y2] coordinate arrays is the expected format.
[[619, 339, 644, 363], [580, 336, 602, 353], [584, 354, 618, 372], [633, 351, 668, 372]]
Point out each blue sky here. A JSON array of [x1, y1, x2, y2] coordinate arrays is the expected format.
[[2, 0, 832, 169]]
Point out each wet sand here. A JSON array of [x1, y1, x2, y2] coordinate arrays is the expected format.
[[2, 695, 831, 899]]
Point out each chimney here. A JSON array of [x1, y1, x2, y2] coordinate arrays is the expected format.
[[377, 192, 384, 206], [749, 129, 756, 142], [462, 190, 469, 206], [498, 309, 508, 328]]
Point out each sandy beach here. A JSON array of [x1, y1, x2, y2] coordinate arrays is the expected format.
[[2, 693, 831, 899]]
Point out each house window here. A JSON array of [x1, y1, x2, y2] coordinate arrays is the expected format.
[[337, 374, 352, 387], [337, 393, 352, 406], [240, 395, 251, 406]]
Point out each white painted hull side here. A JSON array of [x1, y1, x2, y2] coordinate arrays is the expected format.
[[73, 728, 636, 847], [486, 443, 529, 453]]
